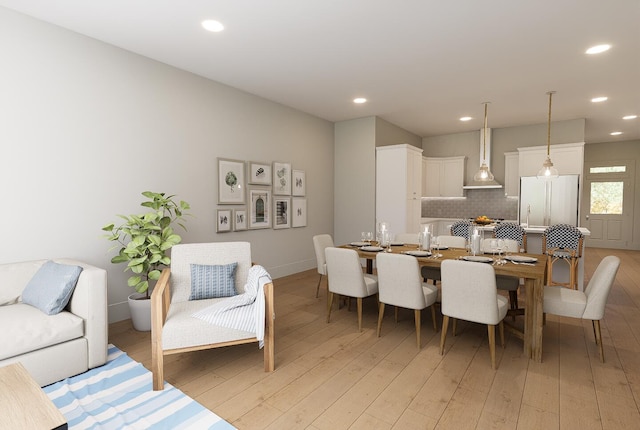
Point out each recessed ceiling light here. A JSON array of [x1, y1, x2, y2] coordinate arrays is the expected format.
[[202, 20, 224, 32], [586, 44, 611, 55], [591, 96, 608, 103], [610, 131, 623, 136], [459, 116, 472, 122], [353, 98, 367, 104], [623, 115, 638, 120]]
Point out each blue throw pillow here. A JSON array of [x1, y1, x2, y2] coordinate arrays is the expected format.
[[189, 262, 238, 300], [21, 260, 83, 315]]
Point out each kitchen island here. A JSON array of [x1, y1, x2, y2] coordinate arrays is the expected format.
[[421, 218, 591, 290]]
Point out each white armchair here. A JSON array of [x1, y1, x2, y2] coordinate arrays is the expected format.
[[151, 242, 275, 390], [543, 255, 620, 362]]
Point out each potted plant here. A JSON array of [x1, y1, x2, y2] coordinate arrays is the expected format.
[[103, 191, 190, 331]]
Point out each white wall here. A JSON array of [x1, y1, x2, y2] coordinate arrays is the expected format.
[[0, 7, 334, 322]]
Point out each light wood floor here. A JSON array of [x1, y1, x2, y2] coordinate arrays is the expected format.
[[109, 247, 640, 430]]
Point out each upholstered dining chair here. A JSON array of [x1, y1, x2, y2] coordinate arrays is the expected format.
[[482, 237, 523, 319], [376, 253, 439, 348], [440, 260, 508, 369], [450, 219, 472, 239], [544, 255, 620, 362], [394, 232, 420, 245], [542, 224, 584, 289], [325, 247, 378, 332], [151, 242, 275, 390], [421, 235, 467, 285], [312, 234, 334, 298]]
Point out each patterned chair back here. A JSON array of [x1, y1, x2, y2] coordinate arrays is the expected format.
[[542, 224, 583, 257], [450, 220, 472, 239], [494, 223, 527, 252]]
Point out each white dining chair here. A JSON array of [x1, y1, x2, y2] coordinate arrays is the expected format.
[[440, 259, 508, 369], [543, 255, 620, 362], [376, 253, 438, 348], [325, 247, 378, 332], [312, 234, 334, 298], [421, 235, 467, 285], [394, 232, 420, 245]]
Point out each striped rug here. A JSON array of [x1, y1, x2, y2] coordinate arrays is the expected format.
[[43, 345, 235, 429]]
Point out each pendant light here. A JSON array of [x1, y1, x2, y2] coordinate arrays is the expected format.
[[537, 91, 559, 179], [473, 102, 495, 182]]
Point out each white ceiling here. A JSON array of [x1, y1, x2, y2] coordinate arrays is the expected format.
[[2, 1, 639, 143]]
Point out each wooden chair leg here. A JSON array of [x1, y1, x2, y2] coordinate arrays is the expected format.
[[499, 321, 505, 348], [440, 315, 449, 355], [315, 274, 323, 298], [357, 297, 363, 332], [509, 290, 518, 321], [430, 305, 437, 331], [326, 292, 334, 323], [592, 320, 598, 344], [594, 320, 605, 363], [377, 303, 385, 337], [488, 324, 497, 369], [395, 306, 399, 323], [452, 318, 458, 336], [414, 309, 421, 348]]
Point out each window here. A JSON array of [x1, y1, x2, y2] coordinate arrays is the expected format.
[[590, 182, 623, 214], [590, 166, 626, 173]]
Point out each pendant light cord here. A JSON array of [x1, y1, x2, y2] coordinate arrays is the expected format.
[[483, 102, 488, 161], [546, 91, 555, 157]]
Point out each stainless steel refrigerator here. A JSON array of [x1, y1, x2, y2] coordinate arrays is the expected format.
[[518, 174, 580, 227]]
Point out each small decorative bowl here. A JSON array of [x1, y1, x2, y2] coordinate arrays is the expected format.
[[474, 218, 493, 225]]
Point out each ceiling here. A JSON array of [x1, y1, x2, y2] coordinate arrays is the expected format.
[[2, 1, 639, 143]]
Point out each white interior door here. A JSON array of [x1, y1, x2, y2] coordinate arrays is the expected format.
[[582, 161, 635, 249]]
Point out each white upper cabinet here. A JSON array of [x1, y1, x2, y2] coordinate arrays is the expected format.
[[517, 142, 584, 177], [422, 156, 466, 197], [504, 151, 519, 197]]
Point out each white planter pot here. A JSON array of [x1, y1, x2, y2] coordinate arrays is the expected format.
[[128, 292, 151, 332]]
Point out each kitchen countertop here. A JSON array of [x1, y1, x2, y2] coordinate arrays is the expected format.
[[421, 218, 590, 236]]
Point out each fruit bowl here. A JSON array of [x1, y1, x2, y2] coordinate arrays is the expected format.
[[474, 217, 493, 225]]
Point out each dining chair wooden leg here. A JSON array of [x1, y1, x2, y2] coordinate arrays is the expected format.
[[326, 292, 334, 323], [414, 309, 421, 348], [488, 324, 497, 370], [592, 320, 598, 344], [357, 297, 363, 332], [499, 321, 505, 348], [594, 320, 605, 363], [430, 305, 437, 331], [440, 315, 449, 355], [315, 274, 322, 298], [395, 306, 399, 323], [377, 303, 385, 337], [452, 318, 458, 336], [509, 290, 518, 321]]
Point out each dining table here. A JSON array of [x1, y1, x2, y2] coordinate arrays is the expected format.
[[341, 242, 548, 363]]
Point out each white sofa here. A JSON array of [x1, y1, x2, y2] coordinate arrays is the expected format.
[[0, 258, 108, 387]]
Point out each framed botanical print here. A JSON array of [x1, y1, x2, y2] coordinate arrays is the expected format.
[[272, 161, 291, 195], [249, 189, 271, 229], [218, 158, 246, 204], [292, 198, 307, 228], [248, 161, 272, 185], [292, 169, 305, 196], [234, 208, 247, 231], [216, 209, 232, 232], [273, 197, 290, 229]]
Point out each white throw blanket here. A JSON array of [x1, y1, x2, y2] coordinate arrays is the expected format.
[[192, 265, 271, 347]]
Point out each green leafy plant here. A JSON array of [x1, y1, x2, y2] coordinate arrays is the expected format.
[[102, 191, 190, 297]]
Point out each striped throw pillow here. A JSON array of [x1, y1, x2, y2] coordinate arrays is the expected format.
[[189, 262, 238, 300]]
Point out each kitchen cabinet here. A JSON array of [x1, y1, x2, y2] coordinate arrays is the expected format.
[[517, 142, 584, 177], [422, 156, 465, 197], [376, 144, 423, 234], [504, 151, 519, 197]]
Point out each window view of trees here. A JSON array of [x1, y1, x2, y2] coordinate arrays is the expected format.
[[590, 181, 623, 214]]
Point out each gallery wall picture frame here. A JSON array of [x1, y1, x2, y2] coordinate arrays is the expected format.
[[273, 197, 291, 229], [216, 209, 232, 232], [249, 189, 271, 229], [234, 208, 247, 231], [292, 197, 307, 228], [248, 161, 272, 185], [272, 161, 291, 195], [218, 158, 246, 204], [292, 169, 306, 196]]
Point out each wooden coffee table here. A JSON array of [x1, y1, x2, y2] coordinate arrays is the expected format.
[[0, 362, 67, 429]]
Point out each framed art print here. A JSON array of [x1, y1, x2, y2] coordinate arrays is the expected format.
[[292, 197, 307, 228], [273, 197, 290, 229], [218, 158, 246, 204], [216, 209, 232, 232], [248, 161, 272, 185], [249, 189, 271, 229], [292, 169, 306, 196], [272, 161, 291, 195], [234, 208, 247, 231]]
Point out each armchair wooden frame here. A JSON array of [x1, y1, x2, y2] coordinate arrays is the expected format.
[[151, 267, 275, 391]]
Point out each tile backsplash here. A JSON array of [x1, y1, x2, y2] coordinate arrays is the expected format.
[[422, 189, 518, 220]]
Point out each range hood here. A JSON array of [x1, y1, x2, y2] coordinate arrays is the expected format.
[[462, 127, 503, 189]]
